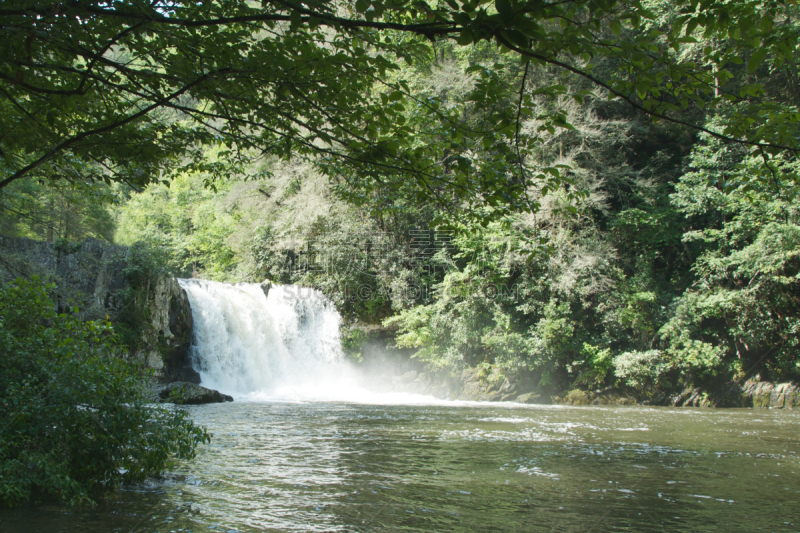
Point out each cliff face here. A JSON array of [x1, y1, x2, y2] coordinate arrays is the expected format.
[[0, 236, 127, 320], [0, 236, 197, 382]]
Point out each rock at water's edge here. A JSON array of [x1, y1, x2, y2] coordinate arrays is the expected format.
[[260, 279, 272, 299], [514, 392, 541, 404], [157, 382, 233, 404], [743, 381, 798, 408]]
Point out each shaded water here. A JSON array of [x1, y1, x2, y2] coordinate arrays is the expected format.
[[4, 401, 799, 532]]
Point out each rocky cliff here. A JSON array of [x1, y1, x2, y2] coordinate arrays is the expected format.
[[0, 236, 198, 383]]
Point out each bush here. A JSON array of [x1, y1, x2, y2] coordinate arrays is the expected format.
[[0, 278, 209, 506], [612, 349, 667, 390]]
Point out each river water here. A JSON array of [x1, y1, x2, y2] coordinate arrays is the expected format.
[[3, 281, 799, 531], [3, 401, 799, 532]]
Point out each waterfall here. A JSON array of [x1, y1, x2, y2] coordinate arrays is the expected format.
[[178, 279, 344, 400]]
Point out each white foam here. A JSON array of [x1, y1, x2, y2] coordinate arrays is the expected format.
[[179, 280, 344, 398]]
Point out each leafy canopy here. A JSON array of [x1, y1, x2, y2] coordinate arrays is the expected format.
[[1, 0, 798, 221]]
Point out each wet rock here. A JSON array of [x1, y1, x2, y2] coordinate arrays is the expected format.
[[770, 383, 787, 408], [171, 366, 202, 384], [498, 377, 517, 394], [742, 380, 798, 408], [787, 384, 800, 408], [771, 382, 798, 408], [563, 389, 590, 406], [752, 382, 774, 408], [682, 388, 701, 407], [158, 382, 233, 404], [552, 388, 638, 406], [260, 279, 272, 298], [514, 392, 541, 404], [672, 388, 694, 407], [483, 390, 504, 402], [151, 276, 195, 382], [681, 388, 715, 407]]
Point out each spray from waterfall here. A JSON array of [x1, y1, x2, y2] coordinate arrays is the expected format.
[[178, 279, 452, 404]]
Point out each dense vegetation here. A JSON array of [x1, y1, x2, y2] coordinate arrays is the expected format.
[[107, 23, 800, 399], [108, 102, 800, 400], [0, 278, 209, 506], [1, 0, 799, 505]]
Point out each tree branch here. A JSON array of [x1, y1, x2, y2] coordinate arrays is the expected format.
[[0, 69, 231, 189], [490, 32, 800, 154]]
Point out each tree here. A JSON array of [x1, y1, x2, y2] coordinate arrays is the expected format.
[[662, 131, 800, 382], [1, 0, 798, 222], [0, 175, 115, 241]]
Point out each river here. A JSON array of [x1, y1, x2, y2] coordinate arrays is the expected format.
[[3, 280, 799, 531], [3, 401, 798, 532]]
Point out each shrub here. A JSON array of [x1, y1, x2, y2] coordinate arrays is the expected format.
[[612, 349, 667, 390], [0, 278, 209, 506]]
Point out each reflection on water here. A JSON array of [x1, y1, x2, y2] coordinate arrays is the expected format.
[[3, 402, 799, 532]]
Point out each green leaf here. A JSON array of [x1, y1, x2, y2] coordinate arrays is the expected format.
[[504, 29, 529, 49], [458, 28, 474, 45], [495, 0, 513, 20], [685, 18, 698, 36], [748, 48, 768, 75], [289, 9, 303, 30], [355, 0, 370, 13]]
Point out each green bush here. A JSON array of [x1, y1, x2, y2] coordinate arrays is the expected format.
[[612, 350, 667, 390], [0, 278, 209, 506]]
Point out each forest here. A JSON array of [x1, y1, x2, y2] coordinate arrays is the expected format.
[[1, 0, 800, 508]]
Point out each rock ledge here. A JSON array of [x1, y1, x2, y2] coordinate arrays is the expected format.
[[156, 382, 233, 404]]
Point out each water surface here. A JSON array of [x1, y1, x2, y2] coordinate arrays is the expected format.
[[3, 402, 799, 532]]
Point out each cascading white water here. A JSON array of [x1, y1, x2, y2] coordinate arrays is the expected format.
[[178, 279, 345, 400], [178, 279, 453, 404]]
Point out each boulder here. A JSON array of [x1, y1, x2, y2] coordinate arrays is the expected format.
[[158, 382, 233, 404], [756, 382, 774, 407], [260, 279, 272, 298], [563, 389, 590, 406], [148, 276, 196, 382], [788, 384, 800, 408], [770, 383, 788, 408], [514, 392, 542, 404]]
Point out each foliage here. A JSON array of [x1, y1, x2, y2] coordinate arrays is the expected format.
[[0, 177, 116, 242], [1, 0, 798, 228], [662, 134, 800, 381], [0, 278, 209, 506], [12, 0, 800, 512], [83, 0, 800, 400], [115, 167, 240, 280], [569, 343, 614, 387], [612, 349, 667, 389]]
